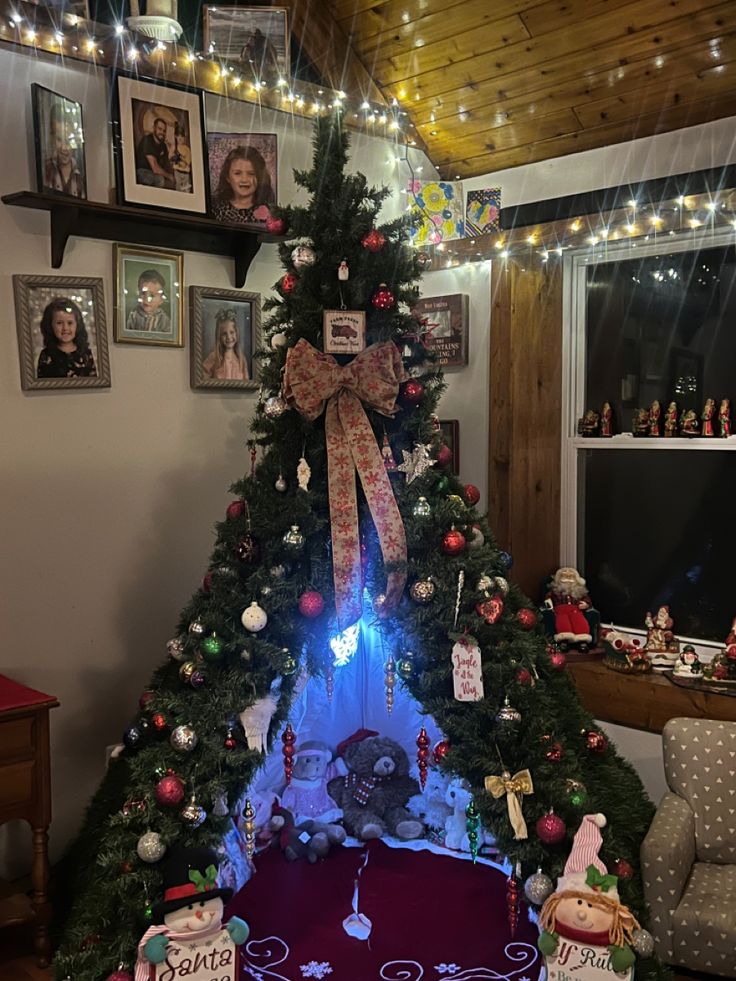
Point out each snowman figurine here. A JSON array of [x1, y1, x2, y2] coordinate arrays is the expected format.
[[136, 846, 249, 980], [337, 259, 349, 281]]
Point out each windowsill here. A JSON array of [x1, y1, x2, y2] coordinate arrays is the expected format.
[[573, 435, 736, 450], [566, 658, 736, 733]]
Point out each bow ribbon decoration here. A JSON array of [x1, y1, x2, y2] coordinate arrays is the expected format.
[[484, 769, 534, 840], [189, 865, 218, 893], [585, 865, 618, 893], [283, 339, 408, 628]]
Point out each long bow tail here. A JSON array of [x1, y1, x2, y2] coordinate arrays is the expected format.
[[485, 769, 534, 840], [283, 339, 407, 628]]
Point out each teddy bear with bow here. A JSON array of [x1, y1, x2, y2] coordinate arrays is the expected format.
[[328, 729, 423, 841]]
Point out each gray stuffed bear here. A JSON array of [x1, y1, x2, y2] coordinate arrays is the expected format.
[[328, 729, 423, 841]]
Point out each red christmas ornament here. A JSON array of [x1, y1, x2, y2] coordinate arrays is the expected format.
[[517, 608, 537, 630], [120, 860, 133, 874], [224, 728, 237, 750], [202, 571, 213, 593], [536, 810, 566, 845], [585, 729, 608, 754], [155, 774, 185, 808], [432, 738, 450, 764], [265, 215, 287, 235], [506, 870, 520, 938], [612, 857, 634, 880], [436, 443, 453, 468], [372, 284, 396, 310], [280, 272, 297, 294], [549, 650, 567, 671], [516, 668, 532, 686], [80, 934, 101, 951], [476, 595, 504, 624], [299, 590, 325, 618], [226, 499, 245, 520], [362, 228, 386, 252], [442, 528, 466, 556], [416, 726, 431, 790], [401, 379, 424, 406], [464, 483, 481, 506], [138, 690, 154, 711], [151, 712, 167, 733], [105, 971, 134, 981], [282, 722, 296, 785], [545, 741, 563, 763]]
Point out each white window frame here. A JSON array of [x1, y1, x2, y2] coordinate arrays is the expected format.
[[560, 227, 736, 569]]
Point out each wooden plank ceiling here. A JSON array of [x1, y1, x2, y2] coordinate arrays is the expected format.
[[324, 0, 736, 178]]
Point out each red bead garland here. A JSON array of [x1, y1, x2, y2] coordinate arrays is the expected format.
[[282, 722, 296, 785], [416, 726, 430, 790]]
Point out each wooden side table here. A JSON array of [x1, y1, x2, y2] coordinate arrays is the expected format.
[[0, 674, 59, 967]]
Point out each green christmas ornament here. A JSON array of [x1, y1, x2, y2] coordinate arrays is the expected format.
[[201, 633, 224, 661], [436, 476, 449, 493], [281, 650, 297, 675], [397, 655, 414, 679], [282, 524, 305, 550], [466, 798, 481, 863], [412, 496, 432, 517]]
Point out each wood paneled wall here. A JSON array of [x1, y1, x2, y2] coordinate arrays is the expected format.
[[488, 255, 563, 600]]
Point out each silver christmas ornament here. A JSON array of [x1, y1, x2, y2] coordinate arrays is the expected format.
[[467, 526, 485, 550], [260, 585, 272, 596], [275, 474, 287, 492], [170, 724, 198, 753], [495, 696, 521, 724], [137, 831, 166, 863], [410, 579, 436, 604], [181, 794, 207, 828], [291, 244, 316, 270], [167, 636, 187, 661], [212, 792, 229, 817], [398, 444, 436, 484], [631, 928, 655, 957], [494, 576, 510, 596], [477, 575, 493, 592], [188, 618, 205, 637], [264, 395, 288, 419], [241, 601, 268, 632], [524, 869, 553, 905], [412, 496, 432, 517], [270, 565, 286, 579], [270, 331, 287, 349], [372, 593, 387, 615], [282, 524, 305, 550]]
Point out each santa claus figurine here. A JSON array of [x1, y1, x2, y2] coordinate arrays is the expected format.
[[544, 567, 594, 650], [538, 814, 640, 977]]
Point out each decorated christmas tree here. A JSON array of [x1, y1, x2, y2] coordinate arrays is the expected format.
[[54, 115, 668, 981]]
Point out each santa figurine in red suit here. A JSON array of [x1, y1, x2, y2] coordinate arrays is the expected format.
[[538, 814, 640, 976], [545, 567, 593, 649]]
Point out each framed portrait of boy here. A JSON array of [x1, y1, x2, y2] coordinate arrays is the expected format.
[[190, 286, 261, 390], [112, 72, 208, 215], [114, 244, 184, 347], [13, 274, 110, 391], [206, 131, 277, 226], [31, 84, 87, 199], [202, 6, 289, 83], [438, 419, 460, 475]]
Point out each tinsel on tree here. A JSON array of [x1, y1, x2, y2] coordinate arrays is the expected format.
[[53, 115, 668, 981]]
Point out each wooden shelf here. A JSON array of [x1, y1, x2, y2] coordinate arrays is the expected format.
[[1, 192, 274, 289], [567, 659, 736, 734]]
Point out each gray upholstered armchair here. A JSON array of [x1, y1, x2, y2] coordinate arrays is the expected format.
[[641, 717, 736, 977]]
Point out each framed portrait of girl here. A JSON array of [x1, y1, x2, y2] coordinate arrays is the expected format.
[[206, 131, 277, 226], [189, 286, 261, 390]]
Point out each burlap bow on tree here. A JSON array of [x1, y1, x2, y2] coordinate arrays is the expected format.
[[283, 339, 408, 628], [484, 769, 534, 840]]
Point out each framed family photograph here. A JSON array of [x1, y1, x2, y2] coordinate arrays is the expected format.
[[438, 419, 460, 475], [113, 244, 183, 346], [13, 274, 110, 391], [112, 72, 208, 215], [31, 83, 87, 199], [189, 286, 261, 390], [207, 131, 277, 225], [202, 6, 289, 83], [413, 294, 469, 368]]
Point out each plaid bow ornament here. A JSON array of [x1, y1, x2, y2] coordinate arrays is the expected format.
[[283, 339, 408, 628]]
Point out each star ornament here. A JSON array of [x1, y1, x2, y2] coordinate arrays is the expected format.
[[398, 443, 436, 484]]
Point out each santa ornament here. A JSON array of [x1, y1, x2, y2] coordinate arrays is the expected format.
[[538, 814, 641, 980], [135, 846, 249, 981]]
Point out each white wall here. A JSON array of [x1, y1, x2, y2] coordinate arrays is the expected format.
[[0, 47, 489, 872]]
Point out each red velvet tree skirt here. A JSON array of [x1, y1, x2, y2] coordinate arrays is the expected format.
[[226, 841, 542, 980]]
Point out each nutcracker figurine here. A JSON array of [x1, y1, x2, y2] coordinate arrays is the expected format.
[[664, 400, 678, 437], [719, 398, 731, 437], [680, 409, 699, 437], [600, 401, 614, 437], [701, 398, 715, 437], [648, 399, 661, 437]]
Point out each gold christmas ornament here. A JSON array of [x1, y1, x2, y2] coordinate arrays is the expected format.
[[484, 769, 534, 839]]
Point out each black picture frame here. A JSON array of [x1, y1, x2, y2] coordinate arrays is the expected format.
[[31, 83, 87, 200], [111, 71, 210, 217]]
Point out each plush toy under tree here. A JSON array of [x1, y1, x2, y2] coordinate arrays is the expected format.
[[53, 114, 667, 981]]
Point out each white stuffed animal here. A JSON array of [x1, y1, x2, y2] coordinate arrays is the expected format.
[[444, 777, 473, 851], [407, 768, 453, 832]]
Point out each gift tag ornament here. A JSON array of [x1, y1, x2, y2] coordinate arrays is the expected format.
[[451, 635, 484, 701]]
